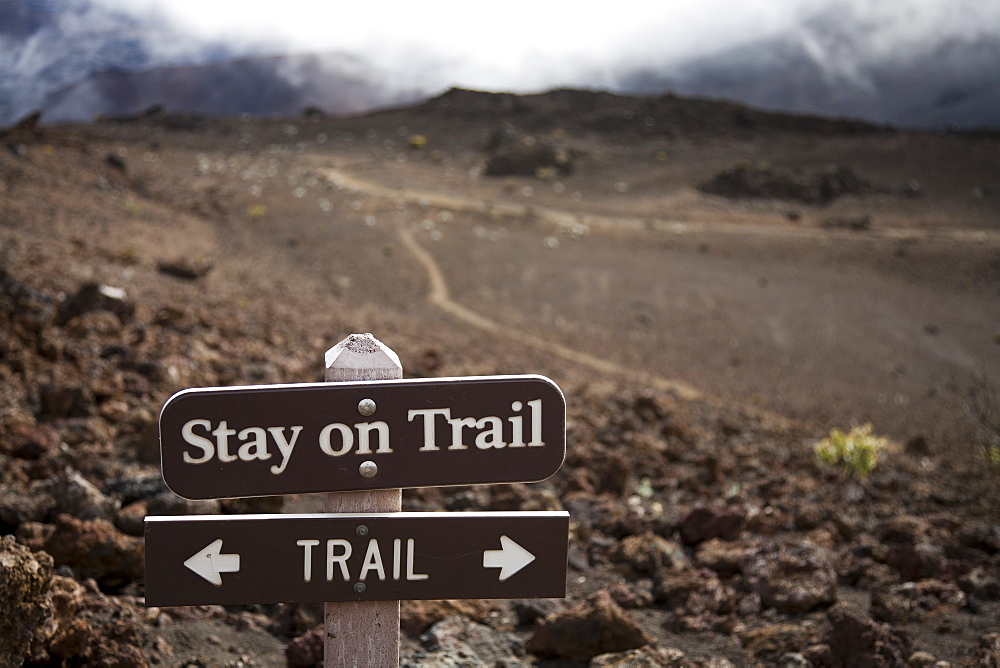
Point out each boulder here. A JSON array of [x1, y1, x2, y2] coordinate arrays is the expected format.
[[614, 531, 687, 574], [740, 540, 837, 613], [870, 580, 967, 623], [285, 625, 323, 668], [591, 645, 687, 666], [56, 282, 134, 325], [0, 535, 53, 666], [42, 514, 143, 586], [400, 599, 496, 636], [420, 615, 523, 664], [812, 603, 912, 667], [679, 506, 745, 545], [527, 589, 654, 661], [43, 468, 119, 521]]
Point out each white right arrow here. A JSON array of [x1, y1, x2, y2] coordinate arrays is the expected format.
[[184, 538, 241, 586], [483, 535, 536, 581]]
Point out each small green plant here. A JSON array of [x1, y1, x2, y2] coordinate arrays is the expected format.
[[814, 423, 888, 478], [964, 378, 1000, 469]]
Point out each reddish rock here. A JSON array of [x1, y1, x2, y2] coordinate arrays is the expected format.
[[740, 540, 838, 613], [86, 617, 148, 667], [591, 645, 687, 666], [527, 589, 654, 661], [0, 534, 53, 667], [738, 623, 817, 661], [400, 599, 496, 636], [512, 597, 573, 625], [654, 568, 738, 621], [974, 632, 1000, 666], [606, 580, 655, 609], [0, 423, 60, 459], [29, 575, 89, 661], [42, 514, 143, 586], [694, 538, 745, 577], [614, 531, 687, 574], [821, 603, 912, 667], [679, 505, 745, 545], [877, 515, 934, 544], [870, 580, 967, 623], [883, 541, 946, 581], [285, 625, 323, 668]]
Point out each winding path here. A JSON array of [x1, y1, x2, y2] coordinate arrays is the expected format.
[[397, 226, 703, 399]]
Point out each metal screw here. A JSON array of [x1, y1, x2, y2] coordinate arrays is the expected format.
[[353, 582, 366, 594], [358, 398, 376, 416], [359, 460, 378, 479], [356, 525, 369, 537]]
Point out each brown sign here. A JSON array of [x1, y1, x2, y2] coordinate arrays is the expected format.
[[159, 375, 565, 499], [144, 511, 569, 606]]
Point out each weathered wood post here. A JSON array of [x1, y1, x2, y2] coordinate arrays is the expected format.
[[323, 333, 402, 667]]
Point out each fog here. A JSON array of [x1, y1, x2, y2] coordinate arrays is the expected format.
[[95, 0, 1000, 93]]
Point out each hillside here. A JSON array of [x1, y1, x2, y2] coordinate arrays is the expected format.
[[1, 89, 999, 666]]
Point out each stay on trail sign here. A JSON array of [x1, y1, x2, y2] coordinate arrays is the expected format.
[[159, 375, 566, 499]]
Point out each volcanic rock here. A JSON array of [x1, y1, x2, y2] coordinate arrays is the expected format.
[[512, 598, 573, 625], [738, 623, 817, 661], [614, 531, 688, 574], [526, 589, 654, 661], [56, 282, 134, 326], [679, 505, 745, 545], [401, 599, 497, 636], [740, 539, 838, 613], [419, 615, 524, 664], [590, 645, 687, 666], [43, 468, 119, 521], [956, 524, 1000, 555], [807, 603, 912, 667], [103, 474, 167, 504], [42, 514, 143, 586], [654, 569, 740, 631], [974, 633, 1000, 666], [285, 625, 323, 668], [694, 538, 745, 577], [0, 423, 60, 460], [0, 534, 53, 666], [0, 483, 55, 529], [698, 162, 877, 205], [958, 567, 1000, 602], [38, 385, 96, 418], [28, 574, 88, 662], [483, 134, 573, 177], [883, 541, 946, 581], [870, 580, 967, 623], [0, 268, 57, 333]]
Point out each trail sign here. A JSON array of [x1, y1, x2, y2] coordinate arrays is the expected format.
[[159, 375, 565, 499], [144, 511, 570, 607]]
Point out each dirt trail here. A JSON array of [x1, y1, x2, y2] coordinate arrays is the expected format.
[[321, 165, 996, 244], [398, 226, 703, 400]]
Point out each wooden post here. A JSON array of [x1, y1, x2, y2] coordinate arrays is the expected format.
[[323, 333, 402, 667]]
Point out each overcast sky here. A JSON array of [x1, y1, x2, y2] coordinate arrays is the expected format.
[[95, 0, 1000, 92]]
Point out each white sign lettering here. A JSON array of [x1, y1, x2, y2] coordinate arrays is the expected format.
[[177, 398, 545, 476], [297, 537, 429, 583]]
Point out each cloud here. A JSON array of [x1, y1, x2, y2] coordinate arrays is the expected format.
[[87, 0, 828, 91], [90, 0, 1000, 96]]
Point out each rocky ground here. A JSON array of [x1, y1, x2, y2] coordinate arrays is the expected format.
[[1, 90, 999, 666]]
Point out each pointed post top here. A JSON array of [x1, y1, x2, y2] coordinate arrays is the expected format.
[[324, 333, 402, 382]]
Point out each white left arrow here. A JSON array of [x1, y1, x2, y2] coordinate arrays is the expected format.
[[483, 535, 536, 581], [184, 539, 240, 586]]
